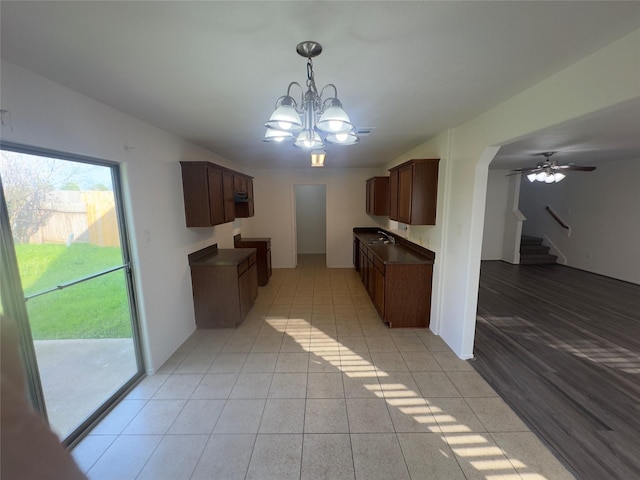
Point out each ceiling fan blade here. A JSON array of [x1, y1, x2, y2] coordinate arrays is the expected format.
[[511, 167, 542, 174], [555, 165, 596, 171]]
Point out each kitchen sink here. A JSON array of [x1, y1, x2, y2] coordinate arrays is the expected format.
[[367, 238, 392, 245]]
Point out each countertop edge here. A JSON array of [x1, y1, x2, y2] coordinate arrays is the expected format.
[[189, 244, 257, 266]]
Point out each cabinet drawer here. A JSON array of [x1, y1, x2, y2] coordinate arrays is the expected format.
[[374, 257, 385, 274], [238, 258, 249, 275], [249, 252, 257, 266]]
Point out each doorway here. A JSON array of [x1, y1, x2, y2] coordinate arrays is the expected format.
[[0, 144, 143, 445], [294, 185, 326, 264]]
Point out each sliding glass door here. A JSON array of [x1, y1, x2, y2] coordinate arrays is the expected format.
[[0, 143, 143, 445]]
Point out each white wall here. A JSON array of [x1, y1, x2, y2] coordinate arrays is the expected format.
[[481, 170, 511, 260], [245, 167, 382, 268], [501, 173, 525, 264], [519, 157, 640, 284], [0, 60, 252, 374], [294, 185, 326, 254], [481, 169, 523, 264], [382, 29, 640, 358]]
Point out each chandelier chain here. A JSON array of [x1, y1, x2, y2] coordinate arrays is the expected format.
[[306, 58, 313, 82], [306, 58, 317, 95]]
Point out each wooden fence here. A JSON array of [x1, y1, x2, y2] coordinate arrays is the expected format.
[[29, 191, 120, 247]]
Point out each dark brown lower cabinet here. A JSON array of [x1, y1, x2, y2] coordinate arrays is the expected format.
[[383, 262, 432, 328], [354, 230, 434, 328], [372, 260, 385, 315], [233, 235, 272, 286], [188, 244, 258, 328]]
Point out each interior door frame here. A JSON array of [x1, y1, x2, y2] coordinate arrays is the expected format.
[[291, 183, 328, 266]]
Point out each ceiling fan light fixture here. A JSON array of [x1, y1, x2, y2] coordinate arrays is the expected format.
[[516, 151, 594, 183]]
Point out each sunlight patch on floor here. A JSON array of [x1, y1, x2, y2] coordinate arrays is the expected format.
[[283, 316, 550, 480]]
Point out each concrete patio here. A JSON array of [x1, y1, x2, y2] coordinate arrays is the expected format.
[[34, 338, 138, 439]]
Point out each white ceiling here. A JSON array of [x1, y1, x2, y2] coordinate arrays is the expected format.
[[1, 1, 639, 170]]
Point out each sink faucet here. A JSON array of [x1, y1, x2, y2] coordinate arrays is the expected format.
[[378, 231, 396, 244]]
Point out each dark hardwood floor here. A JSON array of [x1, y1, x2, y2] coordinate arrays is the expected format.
[[474, 261, 640, 480]]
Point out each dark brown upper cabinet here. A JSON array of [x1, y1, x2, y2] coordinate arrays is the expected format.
[[388, 158, 439, 225], [366, 176, 390, 216], [233, 173, 254, 218], [180, 161, 254, 227]]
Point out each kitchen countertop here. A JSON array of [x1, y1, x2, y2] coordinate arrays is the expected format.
[[234, 236, 271, 243], [354, 228, 435, 265], [188, 244, 256, 267]]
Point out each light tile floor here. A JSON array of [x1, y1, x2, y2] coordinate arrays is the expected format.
[[72, 255, 575, 480]]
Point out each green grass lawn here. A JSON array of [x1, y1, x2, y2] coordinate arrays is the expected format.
[[15, 243, 133, 340]]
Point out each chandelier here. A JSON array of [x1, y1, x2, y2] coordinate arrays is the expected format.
[[264, 41, 359, 151]]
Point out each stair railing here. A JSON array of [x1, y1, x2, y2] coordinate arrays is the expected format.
[[545, 205, 571, 237], [543, 234, 567, 264]]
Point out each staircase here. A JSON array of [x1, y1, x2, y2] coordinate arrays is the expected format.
[[520, 235, 557, 265]]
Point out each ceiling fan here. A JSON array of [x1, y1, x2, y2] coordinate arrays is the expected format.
[[510, 152, 596, 183]]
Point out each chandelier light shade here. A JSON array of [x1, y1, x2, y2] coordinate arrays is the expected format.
[[264, 41, 359, 154], [265, 96, 303, 132], [263, 128, 294, 142], [294, 130, 323, 150], [317, 99, 354, 134], [326, 130, 359, 145]]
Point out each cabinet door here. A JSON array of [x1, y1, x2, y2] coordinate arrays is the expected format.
[[373, 267, 385, 315], [181, 163, 211, 227], [367, 257, 376, 299], [238, 269, 252, 319], [411, 159, 439, 225], [239, 261, 258, 318], [397, 164, 413, 224], [389, 170, 399, 221], [265, 246, 272, 279], [207, 167, 225, 225], [222, 171, 235, 222], [360, 249, 367, 284], [233, 174, 244, 193], [234, 177, 254, 218], [373, 177, 389, 216], [366, 179, 373, 214], [353, 237, 360, 270], [247, 178, 255, 216]]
